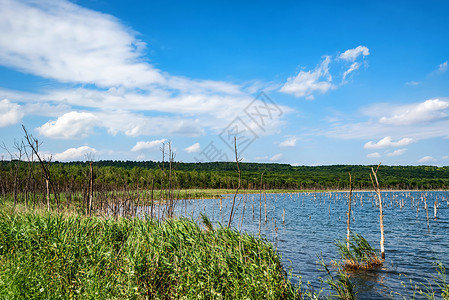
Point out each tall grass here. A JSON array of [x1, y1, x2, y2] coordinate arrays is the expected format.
[[0, 207, 296, 299]]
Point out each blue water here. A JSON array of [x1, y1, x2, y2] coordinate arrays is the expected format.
[[154, 191, 449, 298]]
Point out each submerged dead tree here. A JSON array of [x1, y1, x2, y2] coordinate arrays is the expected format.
[[258, 172, 264, 235], [347, 172, 353, 251], [370, 163, 385, 260], [228, 137, 241, 228]]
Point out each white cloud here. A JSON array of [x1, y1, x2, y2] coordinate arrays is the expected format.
[[185, 142, 200, 153], [0, 99, 24, 127], [379, 99, 449, 125], [342, 62, 360, 81], [364, 136, 415, 149], [37, 111, 98, 139], [386, 148, 407, 157], [131, 139, 167, 152], [442, 155, 449, 160], [269, 153, 283, 161], [0, 0, 292, 141], [0, 0, 165, 88], [280, 56, 335, 98], [53, 146, 96, 161], [367, 152, 381, 158], [339, 46, 370, 61], [0, 0, 248, 97], [279, 137, 297, 147], [438, 61, 448, 74], [281, 46, 369, 99], [405, 81, 420, 86], [418, 156, 435, 163]]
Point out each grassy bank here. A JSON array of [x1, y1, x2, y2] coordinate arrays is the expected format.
[[0, 206, 296, 299]]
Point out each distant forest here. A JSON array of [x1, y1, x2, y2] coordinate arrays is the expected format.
[[1, 160, 448, 194]]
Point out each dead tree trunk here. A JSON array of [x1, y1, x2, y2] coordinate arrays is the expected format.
[[370, 163, 385, 260], [347, 172, 352, 251], [228, 137, 241, 228], [22, 125, 59, 212]]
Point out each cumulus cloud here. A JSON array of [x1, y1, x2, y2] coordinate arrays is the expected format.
[[53, 146, 96, 161], [364, 136, 414, 149], [339, 46, 370, 61], [37, 111, 98, 139], [418, 156, 435, 163], [185, 142, 200, 153], [269, 153, 283, 161], [131, 139, 167, 152], [280, 56, 335, 99], [379, 99, 449, 125], [279, 137, 297, 147], [0, 99, 24, 127], [367, 152, 381, 158], [386, 148, 407, 157]]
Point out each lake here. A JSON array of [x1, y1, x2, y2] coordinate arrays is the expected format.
[[148, 191, 449, 298]]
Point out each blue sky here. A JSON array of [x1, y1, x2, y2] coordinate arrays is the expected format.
[[0, 0, 448, 166]]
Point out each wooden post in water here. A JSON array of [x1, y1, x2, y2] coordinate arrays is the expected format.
[[434, 199, 438, 220], [264, 193, 267, 224], [258, 172, 264, 236], [282, 208, 285, 224], [370, 163, 385, 260], [347, 172, 352, 251]]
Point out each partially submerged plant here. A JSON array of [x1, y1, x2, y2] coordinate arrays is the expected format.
[[318, 257, 356, 300], [415, 261, 449, 300], [336, 232, 383, 270]]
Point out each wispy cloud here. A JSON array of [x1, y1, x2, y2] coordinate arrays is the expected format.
[[270, 153, 283, 161], [405, 81, 420, 86], [364, 136, 415, 149], [185, 142, 200, 153], [437, 61, 448, 74], [367, 152, 381, 158], [342, 62, 360, 81], [280, 56, 334, 99], [0, 0, 165, 88], [418, 156, 435, 163], [280, 45, 369, 99], [131, 139, 167, 152]]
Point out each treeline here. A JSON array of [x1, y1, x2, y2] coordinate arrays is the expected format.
[[1, 160, 448, 194]]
